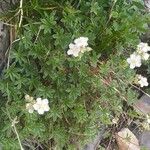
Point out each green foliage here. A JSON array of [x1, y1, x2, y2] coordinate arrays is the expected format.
[[0, 0, 149, 149]]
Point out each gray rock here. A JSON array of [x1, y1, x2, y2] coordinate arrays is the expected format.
[[0, 0, 18, 74], [134, 94, 150, 115], [140, 131, 150, 149], [0, 22, 10, 74], [0, 0, 18, 13], [144, 0, 150, 11]]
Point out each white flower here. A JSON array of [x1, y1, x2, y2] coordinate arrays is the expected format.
[[33, 98, 50, 115], [25, 94, 30, 100], [25, 94, 34, 102], [25, 94, 35, 113], [80, 46, 92, 53], [136, 42, 150, 61], [142, 52, 149, 60], [26, 103, 34, 113], [67, 43, 81, 57], [127, 53, 141, 69], [137, 42, 150, 53], [74, 37, 88, 47], [67, 37, 92, 57], [137, 75, 149, 87]]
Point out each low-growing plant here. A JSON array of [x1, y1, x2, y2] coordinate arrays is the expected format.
[[0, 0, 150, 149]]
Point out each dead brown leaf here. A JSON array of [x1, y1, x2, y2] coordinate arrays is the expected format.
[[115, 128, 140, 150]]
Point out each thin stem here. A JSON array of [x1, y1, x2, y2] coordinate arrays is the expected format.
[[6, 84, 24, 150], [12, 117, 24, 150], [112, 71, 150, 98], [0, 21, 16, 27], [100, 0, 117, 37], [99, 75, 147, 115], [34, 27, 42, 44], [19, 0, 23, 28]]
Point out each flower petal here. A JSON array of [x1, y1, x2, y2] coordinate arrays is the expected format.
[[37, 109, 45, 115], [44, 105, 50, 111], [33, 103, 40, 110], [67, 49, 73, 55], [36, 98, 42, 104], [28, 108, 34, 113], [43, 99, 49, 104]]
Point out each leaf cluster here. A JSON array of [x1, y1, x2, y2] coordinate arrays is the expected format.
[[0, 0, 149, 149]]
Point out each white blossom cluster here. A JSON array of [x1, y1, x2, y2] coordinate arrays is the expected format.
[[67, 37, 92, 57], [25, 95, 50, 115], [127, 42, 150, 69], [127, 42, 149, 87], [137, 75, 149, 88]]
